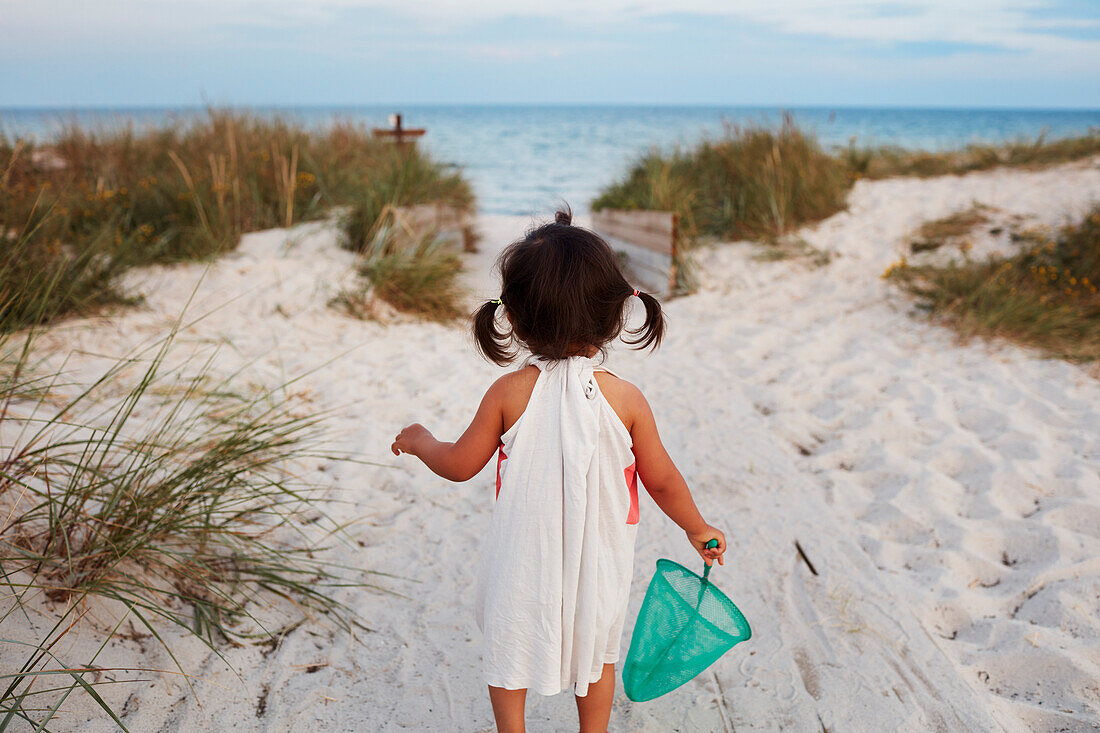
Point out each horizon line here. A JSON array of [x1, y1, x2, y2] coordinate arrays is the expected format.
[[4, 102, 1100, 114]]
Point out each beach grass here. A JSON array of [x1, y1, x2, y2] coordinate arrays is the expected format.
[[885, 206, 1100, 361], [1, 110, 473, 331], [593, 117, 852, 243], [0, 306, 374, 727], [339, 156, 473, 256], [334, 226, 466, 322], [594, 122, 1100, 257], [846, 131, 1100, 180], [0, 214, 138, 333], [0, 111, 468, 726]]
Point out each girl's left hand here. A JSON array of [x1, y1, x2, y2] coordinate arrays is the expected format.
[[686, 525, 726, 567], [392, 423, 431, 456]]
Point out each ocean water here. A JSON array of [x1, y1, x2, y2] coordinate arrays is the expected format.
[[3, 105, 1099, 215]]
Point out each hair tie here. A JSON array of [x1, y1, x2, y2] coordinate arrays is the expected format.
[[632, 289, 639, 298], [490, 298, 503, 306]]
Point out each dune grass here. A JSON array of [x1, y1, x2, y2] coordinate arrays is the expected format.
[[594, 122, 1100, 260], [885, 206, 1100, 361], [0, 302, 376, 727], [334, 225, 466, 322], [845, 131, 1100, 180], [1, 110, 473, 331], [0, 110, 468, 728], [593, 117, 852, 243], [339, 157, 474, 256], [0, 215, 138, 332]]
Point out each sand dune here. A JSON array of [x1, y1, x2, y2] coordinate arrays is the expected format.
[[13, 159, 1100, 731]]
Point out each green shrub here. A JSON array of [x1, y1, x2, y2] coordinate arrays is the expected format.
[[885, 207, 1100, 361], [595, 122, 1100, 256], [1, 111, 473, 330], [848, 131, 1100, 180], [340, 150, 473, 254], [593, 117, 852, 242], [337, 227, 466, 322]]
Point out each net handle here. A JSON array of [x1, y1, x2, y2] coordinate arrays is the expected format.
[[702, 538, 719, 581]]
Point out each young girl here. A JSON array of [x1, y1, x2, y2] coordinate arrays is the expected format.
[[391, 208, 726, 733]]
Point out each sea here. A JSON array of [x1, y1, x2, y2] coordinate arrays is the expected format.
[[3, 105, 1099, 216]]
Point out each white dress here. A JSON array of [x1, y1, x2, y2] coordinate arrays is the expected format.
[[475, 355, 640, 697]]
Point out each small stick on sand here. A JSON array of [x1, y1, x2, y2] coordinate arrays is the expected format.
[[795, 540, 819, 576]]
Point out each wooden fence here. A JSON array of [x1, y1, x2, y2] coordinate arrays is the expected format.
[[590, 209, 680, 295], [391, 204, 476, 251]]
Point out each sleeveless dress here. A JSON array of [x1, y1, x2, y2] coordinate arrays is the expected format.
[[475, 355, 640, 697]]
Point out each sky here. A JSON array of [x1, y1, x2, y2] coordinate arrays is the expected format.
[[2, 0, 1099, 109]]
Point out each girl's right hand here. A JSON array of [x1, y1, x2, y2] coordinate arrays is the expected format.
[[392, 423, 431, 456], [687, 525, 726, 567]]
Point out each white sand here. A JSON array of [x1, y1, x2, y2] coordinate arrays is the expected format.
[[8, 159, 1100, 732]]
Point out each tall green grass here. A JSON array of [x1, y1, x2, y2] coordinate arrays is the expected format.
[[594, 122, 1100, 254], [340, 159, 474, 255], [1, 110, 473, 330], [333, 225, 466, 322], [593, 117, 853, 242], [885, 206, 1100, 361], [0, 209, 137, 331]]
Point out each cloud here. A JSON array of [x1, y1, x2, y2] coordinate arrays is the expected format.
[[285, 0, 1099, 53], [4, 0, 1097, 52], [2, 0, 1097, 106]]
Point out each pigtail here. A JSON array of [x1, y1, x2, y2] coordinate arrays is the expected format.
[[472, 300, 516, 365], [622, 289, 665, 352]]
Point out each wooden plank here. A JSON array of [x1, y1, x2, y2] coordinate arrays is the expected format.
[[591, 210, 679, 294], [602, 224, 673, 255], [595, 218, 674, 241], [395, 204, 463, 233], [605, 236, 674, 294], [591, 210, 677, 256], [372, 128, 426, 138], [599, 222, 674, 243], [593, 209, 677, 236], [391, 204, 472, 251]]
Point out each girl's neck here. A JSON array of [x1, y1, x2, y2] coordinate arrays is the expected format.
[[564, 344, 599, 358]]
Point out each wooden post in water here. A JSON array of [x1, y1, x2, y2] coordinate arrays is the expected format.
[[372, 113, 426, 150]]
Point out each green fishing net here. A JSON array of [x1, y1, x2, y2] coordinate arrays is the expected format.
[[623, 544, 752, 702]]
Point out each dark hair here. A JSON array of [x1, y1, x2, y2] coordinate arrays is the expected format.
[[473, 205, 665, 365]]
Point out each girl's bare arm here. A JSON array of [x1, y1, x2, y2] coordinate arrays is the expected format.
[[626, 385, 726, 566], [392, 382, 504, 482]]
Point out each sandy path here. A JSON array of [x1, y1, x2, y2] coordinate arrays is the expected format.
[[12, 160, 1100, 732]]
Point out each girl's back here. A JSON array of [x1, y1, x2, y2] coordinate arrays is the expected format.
[[497, 364, 633, 438], [477, 356, 639, 696]]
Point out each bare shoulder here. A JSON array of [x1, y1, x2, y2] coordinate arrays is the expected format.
[[492, 364, 539, 393], [593, 369, 643, 402], [593, 369, 646, 432], [494, 364, 540, 433]]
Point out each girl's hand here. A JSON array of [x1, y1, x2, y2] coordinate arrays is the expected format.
[[686, 525, 726, 567], [392, 423, 431, 457]]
